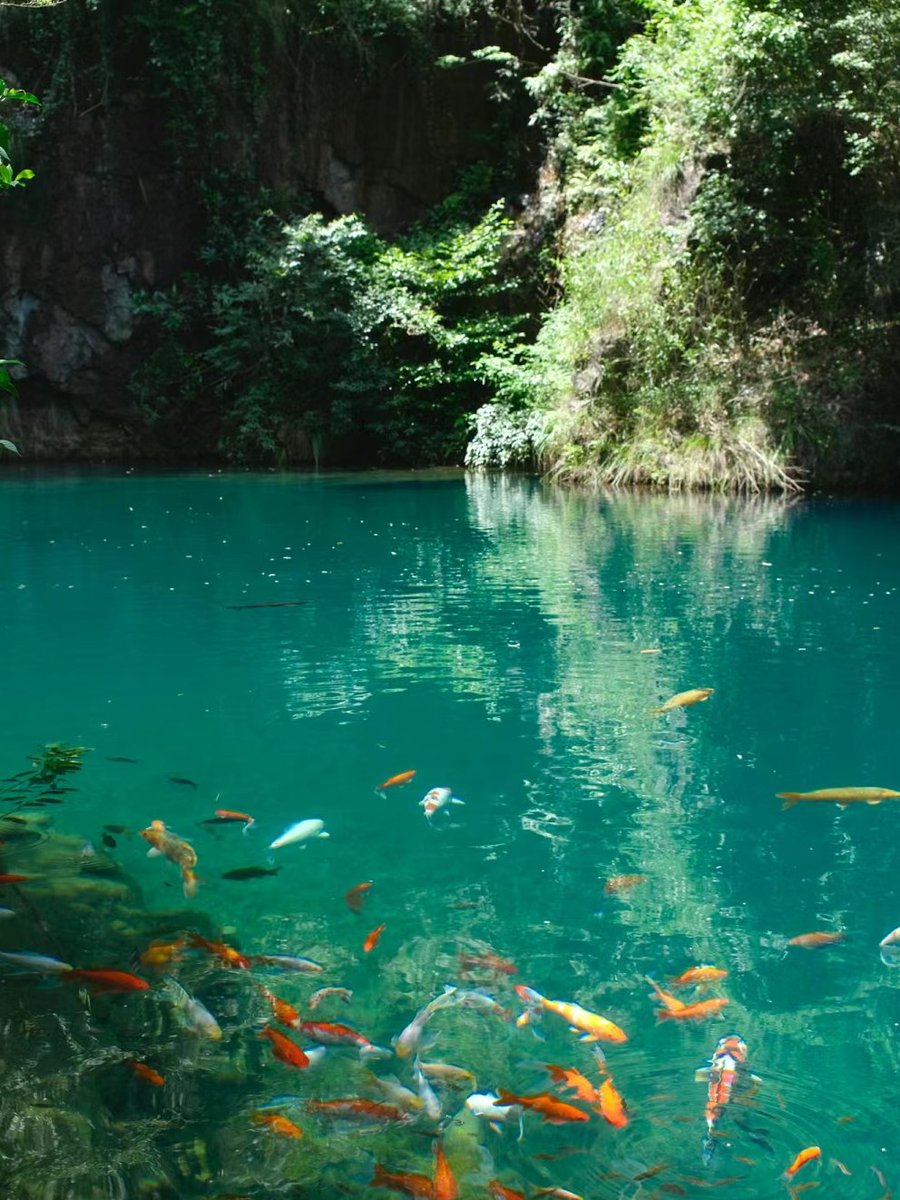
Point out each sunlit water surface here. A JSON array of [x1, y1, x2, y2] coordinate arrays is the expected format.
[[0, 469, 899, 1199]]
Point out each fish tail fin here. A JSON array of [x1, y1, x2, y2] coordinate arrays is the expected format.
[[371, 1163, 390, 1188], [451, 798, 465, 806], [242, 820, 255, 836], [182, 870, 199, 898], [777, 793, 800, 808], [495, 1089, 518, 1108]]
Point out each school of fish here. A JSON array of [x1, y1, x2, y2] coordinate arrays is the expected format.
[[0, 742, 894, 1200]]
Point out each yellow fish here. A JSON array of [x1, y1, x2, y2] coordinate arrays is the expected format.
[[778, 787, 900, 808], [651, 688, 714, 714]]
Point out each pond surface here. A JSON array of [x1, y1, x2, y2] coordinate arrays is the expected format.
[[0, 469, 898, 1198]]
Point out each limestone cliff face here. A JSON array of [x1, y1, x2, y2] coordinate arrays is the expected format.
[[0, 2, 525, 457]]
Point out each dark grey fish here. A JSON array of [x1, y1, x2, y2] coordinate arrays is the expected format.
[[168, 777, 198, 789], [106, 756, 139, 764], [104, 824, 130, 834], [102, 833, 117, 848], [222, 866, 281, 881], [226, 601, 307, 610]]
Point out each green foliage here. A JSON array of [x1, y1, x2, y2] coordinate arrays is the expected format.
[[132, 193, 527, 464], [506, 0, 900, 489], [0, 79, 39, 191]]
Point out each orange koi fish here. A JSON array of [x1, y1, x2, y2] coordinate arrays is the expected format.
[[0, 873, 30, 884], [260, 1024, 309, 1069], [488, 1182, 525, 1200], [545, 1064, 600, 1105], [140, 819, 199, 897], [458, 950, 517, 977], [252, 1110, 303, 1138], [198, 808, 256, 834], [604, 874, 647, 895], [787, 932, 845, 949], [783, 1147, 821, 1179], [127, 1060, 165, 1086], [378, 770, 417, 792], [657, 997, 728, 1021], [495, 1088, 590, 1125], [345, 880, 373, 913], [515, 985, 628, 1043], [65, 969, 150, 995], [646, 976, 687, 1014], [371, 1163, 434, 1198], [258, 985, 301, 1028], [305, 1098, 411, 1125], [595, 1076, 629, 1128], [434, 1141, 458, 1200], [188, 932, 250, 970], [669, 966, 727, 987], [778, 787, 900, 808], [294, 1019, 387, 1055], [139, 937, 186, 969], [364, 923, 386, 953], [652, 688, 714, 714]]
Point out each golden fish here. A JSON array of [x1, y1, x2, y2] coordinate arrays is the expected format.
[[652, 688, 714, 714], [778, 787, 900, 808], [140, 820, 199, 897]]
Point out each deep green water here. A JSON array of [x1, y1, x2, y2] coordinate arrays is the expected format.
[[1, 469, 899, 1199]]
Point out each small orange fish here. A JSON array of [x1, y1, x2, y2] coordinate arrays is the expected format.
[[345, 880, 373, 913], [214, 808, 255, 827], [783, 1147, 822, 1179], [306, 1098, 410, 1124], [669, 966, 727, 986], [652, 687, 714, 714], [378, 770, 417, 791], [127, 1060, 165, 1086], [434, 1141, 458, 1200], [787, 932, 845, 949], [139, 937, 186, 969], [595, 1077, 629, 1128], [633, 1165, 670, 1181], [371, 1163, 434, 1198], [496, 1088, 590, 1125], [604, 874, 647, 895], [836, 1115, 855, 1124], [251, 1111, 303, 1138], [260, 1024, 309, 1069], [364, 923, 386, 953], [545, 1063, 600, 1105], [188, 932, 251, 969], [458, 950, 516, 976], [65, 969, 150, 995], [0, 873, 29, 884], [656, 998, 729, 1021], [258, 985, 300, 1028], [646, 976, 687, 1014], [488, 1182, 525, 1200], [734, 1157, 757, 1166]]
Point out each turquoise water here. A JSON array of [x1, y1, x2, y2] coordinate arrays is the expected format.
[[1, 469, 899, 1198]]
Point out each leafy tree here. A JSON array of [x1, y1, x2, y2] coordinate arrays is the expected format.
[[0, 77, 39, 445]]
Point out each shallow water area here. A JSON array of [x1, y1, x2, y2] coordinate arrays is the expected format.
[[0, 468, 898, 1198]]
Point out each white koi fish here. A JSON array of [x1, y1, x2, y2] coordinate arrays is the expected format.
[[465, 1091, 524, 1139], [269, 819, 330, 851], [420, 788, 465, 821]]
